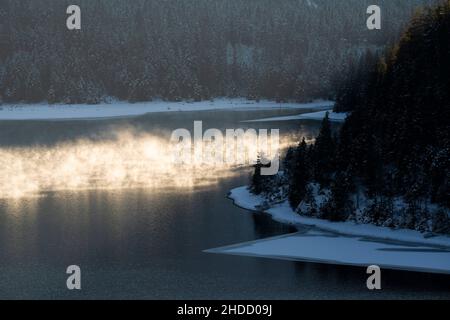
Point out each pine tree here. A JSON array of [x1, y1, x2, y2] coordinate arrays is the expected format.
[[322, 169, 354, 222], [288, 138, 310, 209], [312, 112, 336, 188], [250, 153, 265, 195]]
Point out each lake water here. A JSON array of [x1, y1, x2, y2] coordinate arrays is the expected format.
[[0, 108, 449, 299]]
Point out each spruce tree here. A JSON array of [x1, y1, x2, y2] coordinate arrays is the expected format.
[[288, 138, 310, 209], [251, 153, 264, 195], [313, 112, 336, 188]]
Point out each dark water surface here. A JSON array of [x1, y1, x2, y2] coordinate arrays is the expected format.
[[0, 108, 449, 299]]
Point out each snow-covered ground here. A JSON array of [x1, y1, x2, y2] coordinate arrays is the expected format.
[[206, 230, 450, 275], [209, 186, 450, 274], [244, 110, 347, 123], [0, 99, 334, 121], [229, 186, 450, 248]]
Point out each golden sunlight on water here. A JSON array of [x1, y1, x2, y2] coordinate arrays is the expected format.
[[0, 131, 293, 199]]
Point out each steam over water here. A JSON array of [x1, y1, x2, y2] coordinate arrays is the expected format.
[[0, 132, 224, 198], [0, 129, 288, 199]]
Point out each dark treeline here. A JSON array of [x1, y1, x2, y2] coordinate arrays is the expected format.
[[0, 0, 434, 104], [253, 1, 450, 234]]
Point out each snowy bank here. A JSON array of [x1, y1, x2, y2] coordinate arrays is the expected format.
[[0, 99, 334, 121], [228, 186, 450, 248], [216, 186, 450, 274], [206, 230, 450, 275], [244, 110, 348, 123]]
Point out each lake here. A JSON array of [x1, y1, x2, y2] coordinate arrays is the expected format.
[[0, 108, 449, 299]]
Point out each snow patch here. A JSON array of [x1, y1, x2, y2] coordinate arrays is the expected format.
[[244, 110, 348, 123], [207, 230, 450, 275], [0, 99, 335, 121]]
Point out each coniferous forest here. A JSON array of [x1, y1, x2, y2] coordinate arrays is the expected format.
[[0, 0, 435, 104], [1, 0, 450, 300], [252, 1, 450, 234]]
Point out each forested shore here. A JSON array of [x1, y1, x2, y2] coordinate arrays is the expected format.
[[251, 2, 450, 235]]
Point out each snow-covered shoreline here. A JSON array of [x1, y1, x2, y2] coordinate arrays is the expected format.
[[244, 110, 347, 123], [229, 186, 450, 248], [0, 99, 334, 121], [206, 230, 450, 275], [211, 186, 450, 274]]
